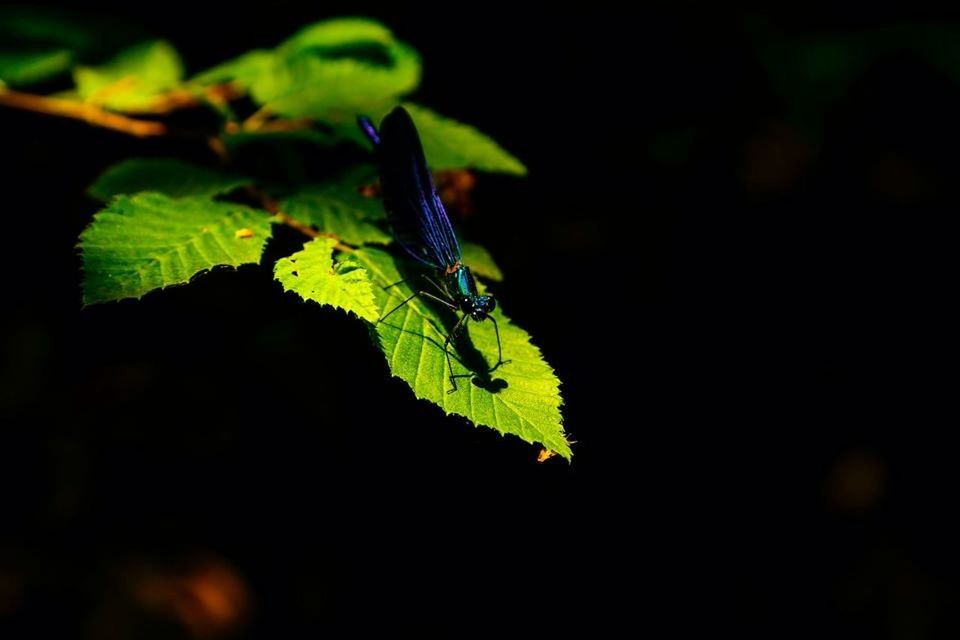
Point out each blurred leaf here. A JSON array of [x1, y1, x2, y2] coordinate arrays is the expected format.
[[909, 25, 960, 85], [280, 18, 398, 52], [0, 7, 101, 53], [190, 49, 274, 88], [258, 21, 420, 118], [193, 18, 420, 119], [280, 174, 389, 245], [89, 158, 251, 201], [749, 23, 960, 130], [398, 104, 527, 175], [0, 49, 72, 86], [461, 243, 503, 281], [191, 20, 523, 176], [74, 40, 184, 112], [80, 193, 273, 304], [354, 247, 570, 458], [274, 237, 379, 322]]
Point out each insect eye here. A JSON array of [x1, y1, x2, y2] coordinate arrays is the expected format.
[[487, 297, 496, 311]]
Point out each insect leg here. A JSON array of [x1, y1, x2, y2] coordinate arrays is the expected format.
[[378, 291, 419, 323], [378, 290, 457, 324], [444, 314, 470, 393], [419, 290, 458, 310], [382, 278, 409, 291], [419, 274, 456, 303], [487, 315, 512, 373]]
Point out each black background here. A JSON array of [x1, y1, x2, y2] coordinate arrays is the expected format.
[[2, 3, 955, 637]]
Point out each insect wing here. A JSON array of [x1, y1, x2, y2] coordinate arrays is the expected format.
[[376, 107, 462, 268]]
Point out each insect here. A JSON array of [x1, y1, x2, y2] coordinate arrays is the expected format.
[[358, 106, 508, 392]]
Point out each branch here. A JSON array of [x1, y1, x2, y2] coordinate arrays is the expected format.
[[0, 83, 244, 137], [239, 106, 315, 134], [2, 87, 352, 251], [0, 88, 167, 137], [145, 84, 244, 114], [244, 186, 354, 252]]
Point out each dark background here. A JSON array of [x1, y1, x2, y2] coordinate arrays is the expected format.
[[1, 3, 955, 637]]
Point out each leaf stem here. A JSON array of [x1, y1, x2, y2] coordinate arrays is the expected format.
[[0, 87, 167, 137]]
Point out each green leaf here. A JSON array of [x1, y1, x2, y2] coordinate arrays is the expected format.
[[274, 238, 379, 322], [461, 243, 504, 281], [0, 49, 72, 86], [89, 158, 252, 201], [256, 50, 420, 119], [194, 18, 420, 119], [280, 18, 398, 52], [261, 18, 419, 117], [74, 40, 184, 112], [190, 49, 274, 88], [280, 177, 389, 246], [331, 103, 527, 175], [397, 104, 527, 175], [353, 247, 569, 458], [80, 193, 273, 304]]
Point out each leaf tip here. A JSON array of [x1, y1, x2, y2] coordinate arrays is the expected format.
[[506, 159, 528, 177]]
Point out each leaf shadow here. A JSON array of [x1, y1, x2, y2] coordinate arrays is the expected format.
[[377, 252, 508, 394]]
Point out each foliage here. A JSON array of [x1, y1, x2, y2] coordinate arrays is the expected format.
[[0, 49, 73, 86], [79, 193, 274, 304], [88, 158, 251, 201], [355, 248, 568, 457], [1, 15, 568, 458], [73, 40, 184, 112]]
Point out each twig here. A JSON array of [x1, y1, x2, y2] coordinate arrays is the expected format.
[[243, 186, 354, 251], [0, 88, 167, 137], [276, 210, 321, 238], [239, 106, 315, 134], [251, 117, 315, 133], [0, 82, 244, 137], [242, 106, 273, 131], [145, 84, 245, 114], [2, 87, 353, 252]]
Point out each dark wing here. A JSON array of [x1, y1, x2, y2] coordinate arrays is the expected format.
[[361, 106, 462, 268]]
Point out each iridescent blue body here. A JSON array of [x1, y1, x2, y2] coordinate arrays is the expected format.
[[443, 262, 495, 321], [359, 106, 505, 390]]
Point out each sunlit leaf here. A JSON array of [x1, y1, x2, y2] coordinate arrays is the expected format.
[[74, 40, 184, 112], [398, 104, 527, 175], [192, 18, 420, 120], [274, 237, 379, 322], [280, 18, 398, 52], [354, 247, 569, 458], [190, 50, 274, 88], [80, 193, 273, 304]]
